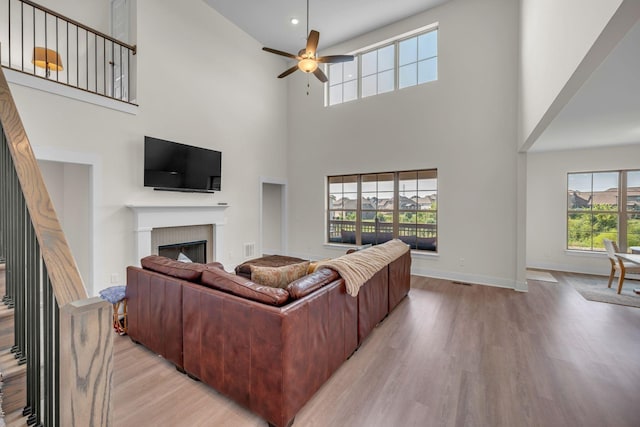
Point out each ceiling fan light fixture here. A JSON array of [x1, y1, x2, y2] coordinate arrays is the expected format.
[[298, 57, 318, 73], [262, 0, 352, 83]]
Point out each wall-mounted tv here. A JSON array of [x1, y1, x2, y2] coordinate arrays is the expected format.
[[144, 136, 221, 193]]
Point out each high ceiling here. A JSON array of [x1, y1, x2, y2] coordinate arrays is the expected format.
[[203, 0, 640, 153], [203, 0, 450, 54], [530, 20, 640, 152]]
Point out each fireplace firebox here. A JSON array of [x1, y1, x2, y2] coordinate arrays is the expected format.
[[158, 240, 206, 264]]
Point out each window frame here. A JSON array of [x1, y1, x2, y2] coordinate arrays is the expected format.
[[327, 169, 438, 252], [325, 23, 438, 106], [567, 169, 640, 253]]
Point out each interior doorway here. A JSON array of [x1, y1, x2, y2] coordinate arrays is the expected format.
[[38, 160, 92, 292], [260, 179, 287, 256], [34, 147, 100, 296]]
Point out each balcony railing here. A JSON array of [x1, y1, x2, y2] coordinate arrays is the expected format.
[[328, 220, 437, 251], [1, 0, 136, 104]]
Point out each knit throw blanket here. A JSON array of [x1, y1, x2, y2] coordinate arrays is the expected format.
[[317, 239, 409, 297]]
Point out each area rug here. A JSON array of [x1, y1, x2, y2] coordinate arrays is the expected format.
[[564, 273, 640, 308], [526, 270, 558, 283]]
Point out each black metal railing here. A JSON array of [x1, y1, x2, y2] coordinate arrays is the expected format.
[[328, 220, 437, 251], [1, 118, 60, 426], [1, 0, 136, 104]]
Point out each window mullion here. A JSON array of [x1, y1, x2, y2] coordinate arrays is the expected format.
[[394, 40, 399, 91], [357, 53, 362, 100], [393, 172, 399, 238], [620, 171, 628, 251], [356, 175, 362, 246]]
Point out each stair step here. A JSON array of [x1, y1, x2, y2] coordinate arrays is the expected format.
[[0, 306, 12, 318], [0, 349, 26, 416], [3, 408, 28, 427], [0, 306, 14, 352], [0, 264, 4, 299]]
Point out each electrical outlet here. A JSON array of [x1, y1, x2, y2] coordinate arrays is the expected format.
[[459, 258, 465, 268], [110, 273, 119, 284]]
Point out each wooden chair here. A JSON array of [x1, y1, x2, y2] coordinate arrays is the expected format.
[[603, 238, 640, 294]]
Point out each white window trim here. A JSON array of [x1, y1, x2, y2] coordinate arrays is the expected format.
[[325, 22, 439, 106]]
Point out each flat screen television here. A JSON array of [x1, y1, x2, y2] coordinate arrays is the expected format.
[[144, 136, 221, 193]]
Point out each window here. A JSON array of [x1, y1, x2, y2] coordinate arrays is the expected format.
[[327, 26, 438, 105], [399, 31, 438, 89], [567, 170, 640, 252], [328, 169, 437, 251], [328, 58, 358, 106], [361, 45, 395, 98]]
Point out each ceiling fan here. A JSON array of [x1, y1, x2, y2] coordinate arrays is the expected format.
[[262, 0, 354, 83]]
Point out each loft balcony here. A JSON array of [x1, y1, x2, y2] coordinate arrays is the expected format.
[[0, 0, 136, 109]]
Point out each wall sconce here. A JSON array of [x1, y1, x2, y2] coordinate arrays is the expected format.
[[32, 47, 63, 78]]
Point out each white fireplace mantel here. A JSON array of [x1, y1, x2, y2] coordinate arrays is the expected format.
[[126, 204, 229, 265]]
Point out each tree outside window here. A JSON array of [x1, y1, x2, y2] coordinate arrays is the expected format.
[[567, 170, 640, 252]]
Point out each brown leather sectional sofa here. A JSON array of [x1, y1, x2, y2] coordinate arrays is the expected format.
[[126, 250, 411, 427]]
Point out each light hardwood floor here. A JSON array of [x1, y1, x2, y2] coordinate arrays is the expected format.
[[113, 273, 640, 427]]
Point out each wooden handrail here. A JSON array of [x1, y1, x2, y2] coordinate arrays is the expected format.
[[0, 67, 86, 307], [1, 62, 111, 427]]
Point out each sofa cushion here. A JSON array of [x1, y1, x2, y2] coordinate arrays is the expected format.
[[235, 255, 308, 279], [287, 268, 340, 300], [250, 261, 310, 289], [141, 255, 214, 281], [200, 267, 289, 306]]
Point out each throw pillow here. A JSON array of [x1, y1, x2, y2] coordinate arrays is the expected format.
[[250, 261, 310, 289]]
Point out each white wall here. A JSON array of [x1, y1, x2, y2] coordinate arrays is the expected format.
[[286, 0, 521, 288], [8, 0, 290, 295], [261, 183, 283, 255], [519, 0, 622, 148], [527, 144, 640, 275]]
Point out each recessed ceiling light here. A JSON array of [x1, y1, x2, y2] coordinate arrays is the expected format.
[[290, 18, 299, 25]]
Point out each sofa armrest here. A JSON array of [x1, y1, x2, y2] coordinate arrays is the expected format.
[[388, 251, 411, 311], [126, 266, 184, 369]]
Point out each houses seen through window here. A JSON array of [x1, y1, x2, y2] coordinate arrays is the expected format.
[[567, 170, 640, 252], [328, 169, 437, 252]]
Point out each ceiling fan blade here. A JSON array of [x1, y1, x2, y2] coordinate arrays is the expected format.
[[263, 47, 298, 60], [306, 30, 320, 55], [278, 65, 299, 79], [313, 67, 328, 83], [317, 55, 355, 64]]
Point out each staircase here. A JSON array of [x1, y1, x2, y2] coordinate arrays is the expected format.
[[0, 263, 27, 427], [1, 62, 114, 426]]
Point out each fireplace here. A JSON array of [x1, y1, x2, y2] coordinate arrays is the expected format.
[[127, 204, 228, 266], [151, 224, 213, 262], [159, 240, 206, 263]]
